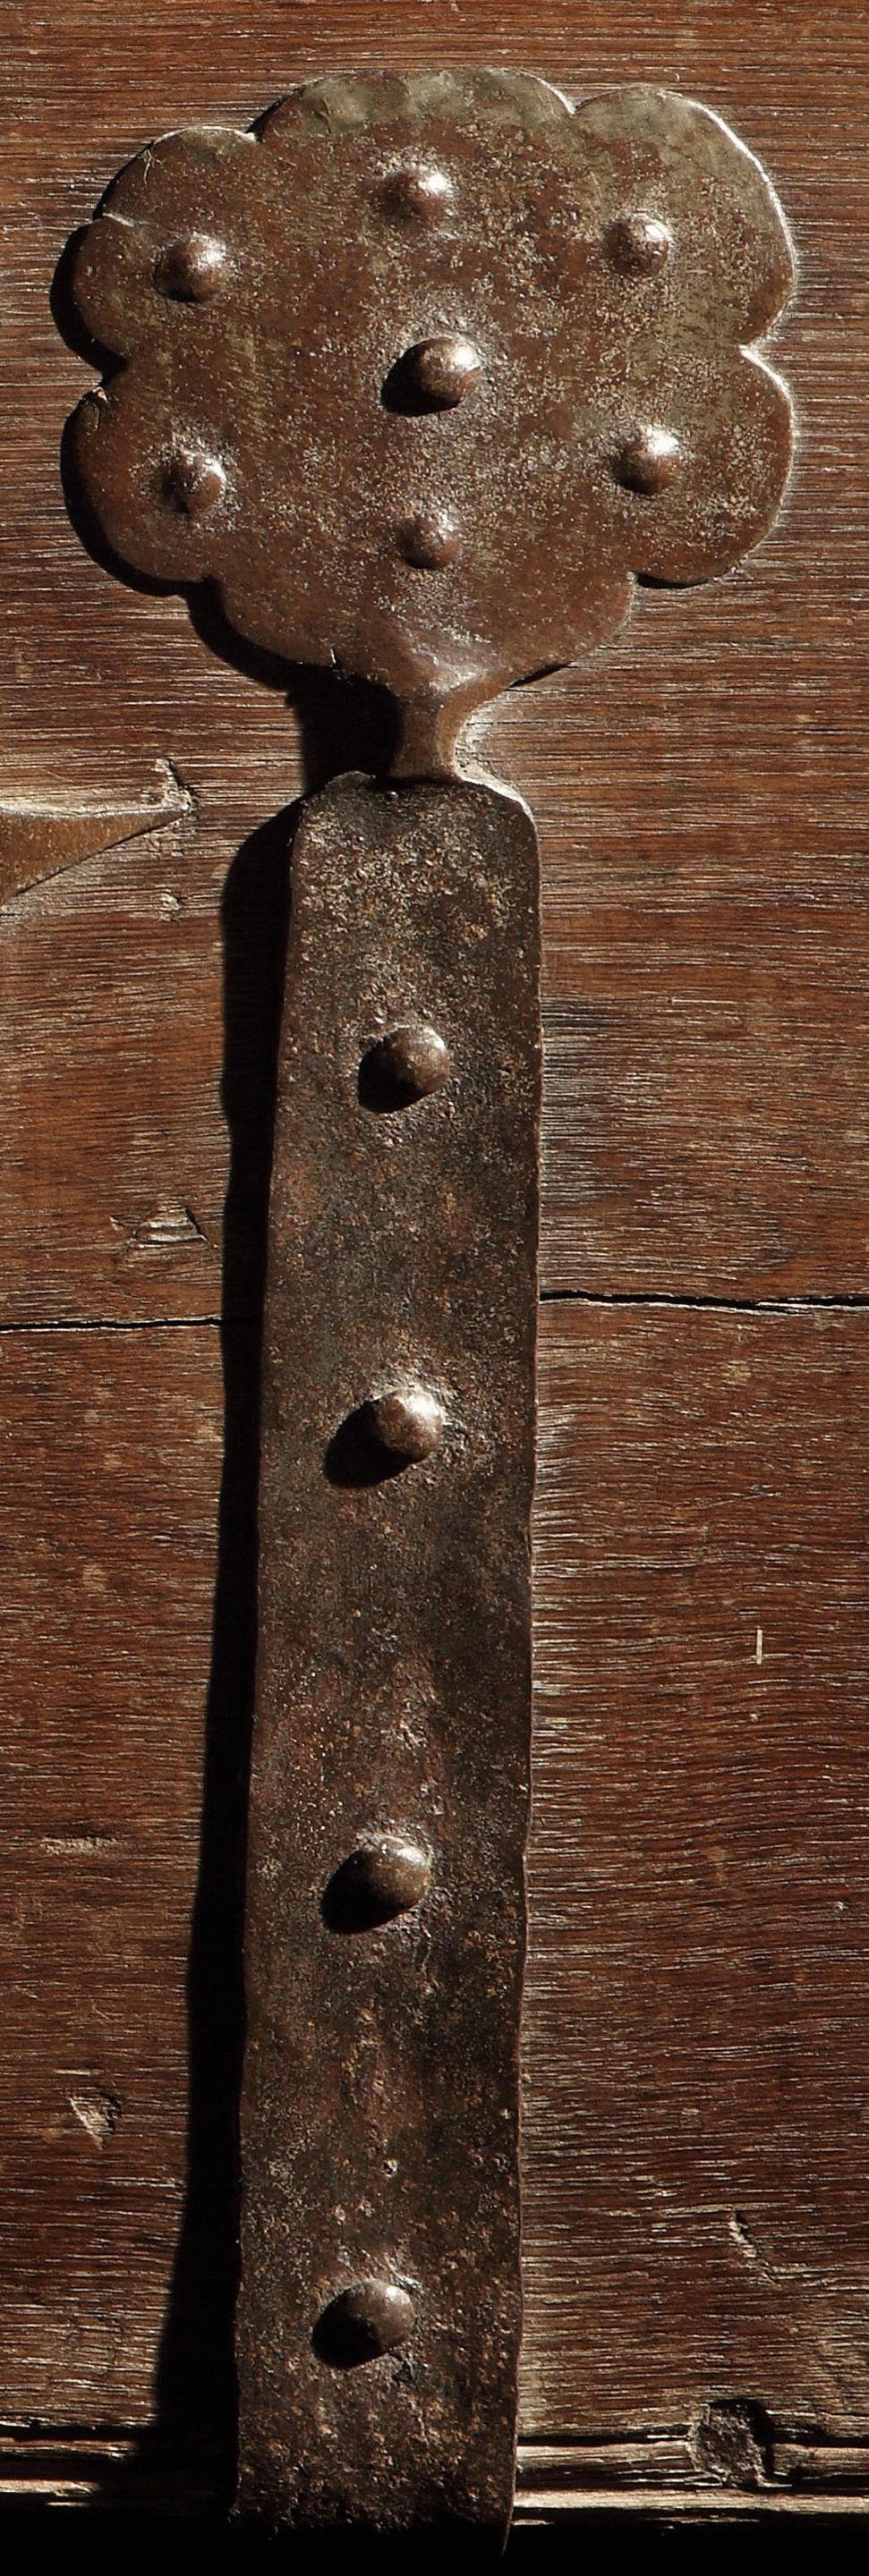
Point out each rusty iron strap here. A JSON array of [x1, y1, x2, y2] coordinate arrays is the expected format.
[[63, 66, 795, 2537], [236, 774, 540, 2532]]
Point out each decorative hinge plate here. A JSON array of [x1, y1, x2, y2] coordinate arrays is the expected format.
[[64, 67, 795, 2536]]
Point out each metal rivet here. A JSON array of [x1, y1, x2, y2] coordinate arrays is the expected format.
[[399, 334, 483, 411], [314, 2278, 415, 2368], [606, 213, 673, 275], [366, 1385, 446, 1465], [397, 508, 462, 570], [160, 445, 226, 519], [325, 1834, 431, 1930], [359, 1022, 451, 1109], [613, 425, 682, 495], [377, 163, 455, 224], [153, 233, 227, 301]]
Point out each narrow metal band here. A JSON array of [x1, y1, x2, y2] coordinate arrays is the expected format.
[[237, 772, 541, 2532]]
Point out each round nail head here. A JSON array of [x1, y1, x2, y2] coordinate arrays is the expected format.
[[362, 1022, 450, 1107], [367, 1385, 446, 1464], [161, 444, 226, 519], [154, 233, 227, 301], [351, 1834, 431, 1919], [378, 163, 455, 225], [606, 213, 673, 276], [402, 333, 483, 409], [614, 424, 682, 495], [316, 2278, 415, 2367], [397, 508, 462, 570]]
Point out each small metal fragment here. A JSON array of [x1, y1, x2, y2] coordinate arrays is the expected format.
[[314, 2280, 415, 2368], [153, 232, 226, 300], [359, 1022, 450, 1109], [324, 1834, 432, 1930], [615, 424, 682, 494]]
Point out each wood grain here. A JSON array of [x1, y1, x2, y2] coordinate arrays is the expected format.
[[525, 1301, 869, 2445], [0, 1325, 221, 2425], [0, 0, 868, 2514]]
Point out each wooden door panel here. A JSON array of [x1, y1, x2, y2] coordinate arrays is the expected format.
[[1, 0, 867, 2521]]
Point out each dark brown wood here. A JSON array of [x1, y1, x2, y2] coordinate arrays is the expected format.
[[525, 1301, 869, 2445], [2, 0, 869, 2522], [0, 1324, 222, 2428]]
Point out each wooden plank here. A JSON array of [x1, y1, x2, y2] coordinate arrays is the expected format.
[[523, 1300, 869, 2443], [0, 1323, 226, 2430], [0, 815, 226, 1327]]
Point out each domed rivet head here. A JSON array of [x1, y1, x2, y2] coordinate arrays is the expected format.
[[360, 1022, 451, 1110], [366, 1384, 446, 1465], [160, 444, 226, 519], [614, 425, 682, 495], [397, 508, 462, 570], [325, 1834, 431, 1930], [401, 333, 483, 410], [606, 213, 673, 276], [153, 233, 227, 301], [377, 163, 455, 225], [314, 2278, 415, 2368]]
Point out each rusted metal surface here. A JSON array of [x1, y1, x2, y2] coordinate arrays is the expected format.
[[236, 772, 540, 2534], [70, 70, 794, 773], [61, 64, 797, 2538]]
